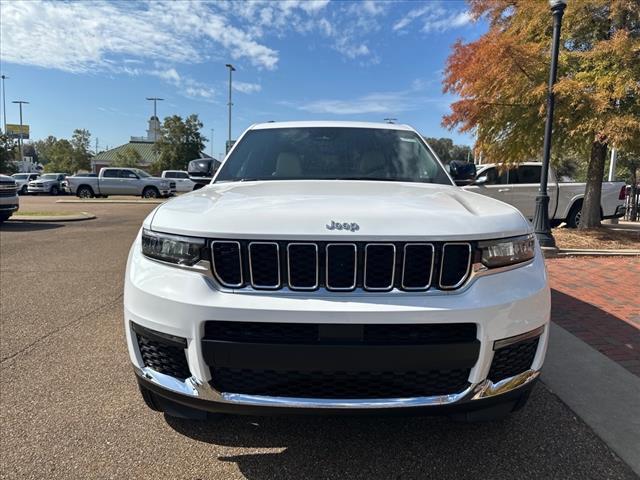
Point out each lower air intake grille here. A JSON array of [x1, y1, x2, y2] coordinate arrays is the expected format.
[[488, 337, 539, 383], [135, 331, 190, 380], [211, 368, 471, 399]]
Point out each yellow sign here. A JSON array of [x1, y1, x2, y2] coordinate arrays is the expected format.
[[6, 124, 30, 139]]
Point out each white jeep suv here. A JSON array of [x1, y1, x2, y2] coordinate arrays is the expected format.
[[125, 121, 549, 421]]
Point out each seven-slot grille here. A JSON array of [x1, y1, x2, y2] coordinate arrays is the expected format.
[[211, 240, 473, 292]]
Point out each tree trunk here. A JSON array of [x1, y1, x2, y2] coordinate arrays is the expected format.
[[579, 140, 607, 230]]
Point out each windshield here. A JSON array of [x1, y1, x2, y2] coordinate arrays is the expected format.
[[13, 174, 28, 179], [134, 169, 151, 178], [40, 174, 58, 180], [215, 127, 452, 185]]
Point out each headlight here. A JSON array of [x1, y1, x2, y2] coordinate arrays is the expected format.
[[478, 234, 535, 268], [141, 228, 205, 266], [160, 181, 169, 187]]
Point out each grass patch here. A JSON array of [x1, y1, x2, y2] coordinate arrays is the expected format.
[[552, 225, 640, 250]]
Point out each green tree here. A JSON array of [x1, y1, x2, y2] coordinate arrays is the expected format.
[[152, 114, 206, 173], [442, 0, 640, 229], [111, 147, 142, 168], [71, 128, 92, 171], [423, 137, 472, 163], [43, 139, 75, 173], [33, 135, 59, 166], [0, 132, 18, 174]]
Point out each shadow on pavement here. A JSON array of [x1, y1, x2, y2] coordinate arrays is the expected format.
[[165, 386, 636, 479], [0, 222, 65, 232]]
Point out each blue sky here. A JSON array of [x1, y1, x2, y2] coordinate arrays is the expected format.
[[0, 0, 486, 159]]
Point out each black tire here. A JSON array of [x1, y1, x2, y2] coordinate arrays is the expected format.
[[142, 187, 159, 198], [77, 186, 94, 199], [0, 213, 11, 223], [138, 384, 162, 412], [20, 185, 28, 195], [50, 185, 59, 196], [565, 202, 582, 229], [549, 219, 562, 228]]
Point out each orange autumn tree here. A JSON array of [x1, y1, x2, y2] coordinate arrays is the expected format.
[[442, 0, 640, 229]]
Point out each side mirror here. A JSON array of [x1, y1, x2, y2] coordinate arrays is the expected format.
[[449, 161, 477, 186], [473, 175, 488, 185]]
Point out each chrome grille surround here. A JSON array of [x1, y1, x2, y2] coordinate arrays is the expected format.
[[401, 243, 435, 291], [325, 243, 358, 291], [211, 241, 243, 288], [287, 243, 319, 291], [206, 240, 475, 294], [248, 241, 281, 289], [363, 243, 396, 291], [439, 242, 473, 290]]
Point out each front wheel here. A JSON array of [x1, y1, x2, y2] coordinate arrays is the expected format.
[[20, 185, 28, 195], [0, 213, 11, 223], [142, 187, 159, 198], [50, 185, 59, 196]]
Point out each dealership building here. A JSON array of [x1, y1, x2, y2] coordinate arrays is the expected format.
[[91, 116, 212, 172]]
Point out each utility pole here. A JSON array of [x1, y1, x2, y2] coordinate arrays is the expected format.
[[95, 137, 99, 155], [225, 64, 236, 145], [145, 97, 164, 142], [1, 75, 7, 133], [12, 100, 29, 162], [383, 117, 397, 124]]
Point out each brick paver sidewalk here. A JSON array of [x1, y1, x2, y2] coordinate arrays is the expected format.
[[547, 256, 640, 376]]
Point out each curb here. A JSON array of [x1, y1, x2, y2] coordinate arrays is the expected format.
[[9, 211, 96, 222], [543, 247, 639, 258], [56, 199, 164, 204]]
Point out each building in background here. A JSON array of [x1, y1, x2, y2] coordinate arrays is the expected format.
[[91, 116, 212, 172]]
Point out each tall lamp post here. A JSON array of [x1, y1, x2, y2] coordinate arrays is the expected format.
[[225, 64, 235, 146], [1, 75, 8, 132], [12, 100, 29, 162], [145, 97, 164, 142], [533, 0, 567, 249]]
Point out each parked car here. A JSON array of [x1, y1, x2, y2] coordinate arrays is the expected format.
[[66, 168, 175, 198], [161, 170, 196, 193], [0, 174, 19, 222], [11, 172, 40, 194], [27, 173, 68, 195], [126, 121, 549, 422], [187, 158, 221, 190], [464, 162, 627, 228], [61, 173, 98, 193]]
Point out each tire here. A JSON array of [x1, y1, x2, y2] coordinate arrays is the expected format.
[[0, 213, 11, 223], [77, 186, 94, 199], [565, 202, 582, 229], [50, 185, 59, 196], [138, 384, 162, 412], [549, 219, 562, 228], [142, 187, 159, 198], [20, 185, 28, 195]]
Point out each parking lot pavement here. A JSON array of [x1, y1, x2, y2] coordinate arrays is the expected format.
[[547, 257, 640, 376], [1, 197, 638, 479]]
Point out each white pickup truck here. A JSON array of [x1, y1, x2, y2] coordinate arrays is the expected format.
[[67, 168, 175, 198], [126, 121, 549, 422], [464, 162, 626, 228]]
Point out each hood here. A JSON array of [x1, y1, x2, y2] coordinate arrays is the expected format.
[[149, 180, 530, 241]]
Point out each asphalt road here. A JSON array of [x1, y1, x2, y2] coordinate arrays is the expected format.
[[1, 196, 637, 480]]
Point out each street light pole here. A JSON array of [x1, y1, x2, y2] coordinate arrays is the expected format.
[[225, 64, 236, 145], [1, 75, 8, 133], [533, 0, 566, 249], [12, 100, 29, 162]]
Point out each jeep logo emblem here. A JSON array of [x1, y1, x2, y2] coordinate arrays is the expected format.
[[326, 221, 360, 232]]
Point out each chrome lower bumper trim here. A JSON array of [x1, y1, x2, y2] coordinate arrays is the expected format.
[[134, 366, 539, 409]]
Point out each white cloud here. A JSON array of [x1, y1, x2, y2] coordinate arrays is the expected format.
[[393, 3, 473, 34], [0, 0, 278, 72], [233, 81, 262, 94], [291, 80, 437, 115]]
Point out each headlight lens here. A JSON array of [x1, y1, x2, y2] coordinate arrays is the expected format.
[[479, 234, 535, 268], [141, 228, 205, 266]]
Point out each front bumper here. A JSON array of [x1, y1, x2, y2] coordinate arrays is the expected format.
[[0, 195, 19, 213], [124, 235, 550, 413], [27, 185, 52, 193]]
